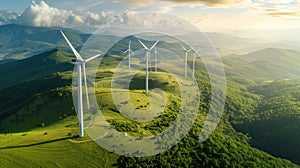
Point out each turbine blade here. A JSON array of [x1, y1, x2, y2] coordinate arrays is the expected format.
[[129, 40, 131, 49], [179, 43, 187, 51], [60, 30, 83, 61], [130, 49, 134, 55], [124, 49, 130, 53], [85, 54, 101, 63], [150, 41, 159, 51], [82, 63, 90, 109], [187, 48, 192, 52], [194, 49, 203, 58], [138, 39, 149, 50]]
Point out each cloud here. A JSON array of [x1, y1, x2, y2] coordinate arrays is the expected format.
[[114, 0, 151, 6], [265, 8, 300, 17], [190, 7, 300, 32], [13, 1, 186, 30], [119, 0, 246, 6], [250, 0, 300, 18], [6, 0, 299, 31], [0, 10, 18, 25], [18, 1, 83, 27], [112, 11, 191, 30], [17, 1, 113, 27], [163, 0, 239, 6], [252, 0, 297, 6]]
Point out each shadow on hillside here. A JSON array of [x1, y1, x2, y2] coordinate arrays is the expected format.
[[0, 136, 78, 150]]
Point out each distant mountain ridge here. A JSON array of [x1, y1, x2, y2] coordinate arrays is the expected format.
[[0, 24, 89, 60], [224, 47, 300, 82], [1, 24, 299, 61]]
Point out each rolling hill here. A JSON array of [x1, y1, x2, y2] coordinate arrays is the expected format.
[[223, 48, 300, 82], [222, 48, 300, 164], [0, 49, 73, 91], [1, 42, 299, 167], [232, 80, 300, 164]]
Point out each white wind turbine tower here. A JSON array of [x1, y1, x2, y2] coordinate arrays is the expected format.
[[154, 47, 158, 72], [138, 39, 159, 94], [124, 40, 134, 71], [180, 44, 192, 78], [60, 30, 101, 138], [192, 48, 201, 79], [192, 50, 196, 79]]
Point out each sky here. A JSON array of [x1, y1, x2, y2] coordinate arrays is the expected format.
[[1, 0, 300, 32]]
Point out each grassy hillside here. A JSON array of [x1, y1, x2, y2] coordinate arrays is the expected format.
[[0, 86, 119, 167], [1, 39, 300, 167], [0, 49, 120, 167], [95, 69, 296, 167], [0, 72, 72, 121], [0, 49, 73, 91]]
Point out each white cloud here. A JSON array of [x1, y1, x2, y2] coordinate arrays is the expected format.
[[113, 0, 151, 6], [253, 0, 296, 5], [0, 10, 18, 25], [118, 0, 246, 7], [190, 7, 300, 32], [249, 0, 300, 18], [18, 1, 83, 27], [112, 11, 191, 30], [3, 0, 298, 32], [16, 1, 113, 27]]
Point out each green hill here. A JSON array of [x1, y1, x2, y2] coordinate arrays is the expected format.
[[0, 49, 73, 91], [224, 48, 300, 82], [1, 32, 300, 167], [0, 49, 120, 167], [223, 48, 300, 164], [0, 85, 119, 167], [232, 80, 300, 164]]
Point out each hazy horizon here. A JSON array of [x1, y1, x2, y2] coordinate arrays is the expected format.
[[1, 0, 300, 38]]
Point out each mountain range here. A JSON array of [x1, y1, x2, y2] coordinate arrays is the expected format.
[[2, 24, 300, 62]]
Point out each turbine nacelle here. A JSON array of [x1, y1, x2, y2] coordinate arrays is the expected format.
[[180, 43, 193, 54], [138, 39, 159, 51], [71, 60, 85, 65]]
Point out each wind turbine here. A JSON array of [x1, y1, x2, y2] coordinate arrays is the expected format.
[[180, 44, 192, 78], [124, 40, 134, 71], [154, 47, 158, 72], [192, 50, 196, 79], [60, 30, 101, 138], [138, 39, 159, 94], [192, 48, 201, 79]]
